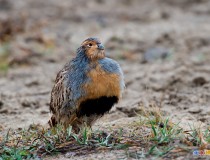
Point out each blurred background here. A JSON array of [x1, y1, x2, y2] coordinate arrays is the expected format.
[[0, 0, 210, 130]]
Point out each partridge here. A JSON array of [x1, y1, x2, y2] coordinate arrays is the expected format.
[[49, 37, 124, 132]]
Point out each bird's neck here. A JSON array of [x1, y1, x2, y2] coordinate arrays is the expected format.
[[76, 47, 105, 63]]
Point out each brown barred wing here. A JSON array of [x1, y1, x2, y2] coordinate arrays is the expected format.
[[49, 65, 71, 127]]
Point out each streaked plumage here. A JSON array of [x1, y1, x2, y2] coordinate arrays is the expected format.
[[49, 38, 124, 132]]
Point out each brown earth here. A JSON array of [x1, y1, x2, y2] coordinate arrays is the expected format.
[[0, 0, 210, 159]]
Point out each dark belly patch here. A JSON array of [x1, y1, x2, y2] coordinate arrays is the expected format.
[[77, 96, 119, 117]]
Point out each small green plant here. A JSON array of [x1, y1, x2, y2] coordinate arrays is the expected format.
[[0, 146, 34, 160], [147, 118, 183, 156], [150, 118, 183, 144], [72, 127, 89, 145], [184, 123, 209, 149], [147, 145, 174, 157], [204, 127, 210, 143]]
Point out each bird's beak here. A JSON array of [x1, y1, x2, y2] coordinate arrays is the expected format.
[[97, 44, 105, 50]]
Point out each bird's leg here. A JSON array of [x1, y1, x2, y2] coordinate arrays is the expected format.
[[62, 113, 78, 131], [80, 117, 94, 139], [72, 123, 80, 134]]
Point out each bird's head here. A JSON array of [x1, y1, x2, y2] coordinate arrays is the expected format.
[[80, 37, 105, 60]]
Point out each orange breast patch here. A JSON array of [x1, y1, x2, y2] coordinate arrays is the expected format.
[[83, 65, 121, 100]]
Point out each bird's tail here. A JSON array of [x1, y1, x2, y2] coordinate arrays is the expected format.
[[48, 115, 57, 127]]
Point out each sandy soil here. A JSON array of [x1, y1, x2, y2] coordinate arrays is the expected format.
[[0, 0, 210, 159]]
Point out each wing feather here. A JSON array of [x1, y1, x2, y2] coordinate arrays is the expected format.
[[49, 63, 71, 115]]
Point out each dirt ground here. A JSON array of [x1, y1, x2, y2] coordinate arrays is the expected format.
[[0, 0, 210, 159]]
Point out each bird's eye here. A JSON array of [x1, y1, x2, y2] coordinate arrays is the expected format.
[[87, 43, 92, 47]]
